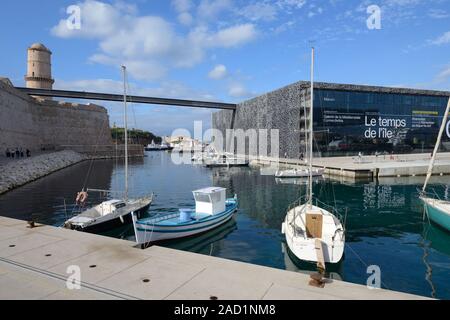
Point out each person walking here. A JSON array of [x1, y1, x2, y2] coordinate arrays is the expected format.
[[6, 148, 10, 158], [26, 149, 31, 157], [15, 148, 20, 158]]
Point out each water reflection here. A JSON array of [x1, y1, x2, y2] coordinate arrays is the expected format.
[[0, 159, 114, 225], [0, 152, 449, 298]]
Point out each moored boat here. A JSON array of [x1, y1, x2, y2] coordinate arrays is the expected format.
[[132, 187, 238, 244], [64, 66, 153, 232], [281, 47, 345, 267], [419, 96, 450, 232]]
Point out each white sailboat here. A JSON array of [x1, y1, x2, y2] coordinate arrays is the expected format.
[[419, 97, 450, 232], [281, 48, 345, 266], [64, 66, 153, 232]]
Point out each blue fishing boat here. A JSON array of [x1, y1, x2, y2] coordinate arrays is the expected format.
[[420, 97, 450, 232], [132, 187, 238, 244]]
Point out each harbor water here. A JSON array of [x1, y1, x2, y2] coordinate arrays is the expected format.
[[0, 152, 449, 299]]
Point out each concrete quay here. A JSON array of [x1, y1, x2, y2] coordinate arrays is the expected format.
[[253, 152, 450, 180], [0, 216, 428, 300]]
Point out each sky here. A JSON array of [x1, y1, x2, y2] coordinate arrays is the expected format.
[[0, 0, 449, 137]]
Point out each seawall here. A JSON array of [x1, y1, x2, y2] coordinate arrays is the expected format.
[[0, 150, 88, 195]]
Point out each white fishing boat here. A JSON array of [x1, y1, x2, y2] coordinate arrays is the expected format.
[[275, 167, 324, 178], [281, 47, 345, 266], [419, 97, 450, 232], [132, 187, 238, 244], [64, 66, 153, 232]]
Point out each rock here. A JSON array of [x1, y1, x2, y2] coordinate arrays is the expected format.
[[0, 151, 88, 194]]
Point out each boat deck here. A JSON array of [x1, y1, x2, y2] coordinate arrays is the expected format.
[[139, 203, 235, 226]]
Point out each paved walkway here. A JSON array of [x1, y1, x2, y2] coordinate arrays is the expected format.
[[0, 217, 428, 300]]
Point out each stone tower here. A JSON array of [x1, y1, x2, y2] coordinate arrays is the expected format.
[[25, 43, 54, 90]]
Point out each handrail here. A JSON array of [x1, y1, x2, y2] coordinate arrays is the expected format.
[[286, 195, 344, 223]]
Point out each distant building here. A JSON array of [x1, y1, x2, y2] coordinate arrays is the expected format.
[[213, 81, 450, 158], [25, 43, 55, 98]]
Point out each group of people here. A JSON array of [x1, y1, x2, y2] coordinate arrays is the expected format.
[[5, 147, 30, 159]]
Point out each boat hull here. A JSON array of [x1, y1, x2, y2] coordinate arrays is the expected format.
[[145, 147, 174, 151], [133, 201, 238, 244], [69, 202, 151, 233], [421, 196, 450, 232]]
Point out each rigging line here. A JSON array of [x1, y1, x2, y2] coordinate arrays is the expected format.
[[314, 55, 338, 210], [344, 242, 391, 290], [66, 115, 110, 218], [81, 114, 110, 191]]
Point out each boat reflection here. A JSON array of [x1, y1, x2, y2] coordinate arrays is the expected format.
[[275, 176, 323, 185], [422, 223, 450, 257], [160, 218, 238, 255]]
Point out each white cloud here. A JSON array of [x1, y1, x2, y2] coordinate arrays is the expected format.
[[428, 9, 450, 19], [172, 0, 194, 26], [435, 66, 450, 83], [208, 64, 227, 79], [239, 3, 278, 21], [209, 24, 258, 47], [51, 0, 258, 81], [430, 31, 450, 45], [228, 83, 253, 98], [276, 0, 307, 10], [198, 0, 233, 20], [172, 0, 193, 13], [178, 12, 194, 25], [51, 0, 122, 38]]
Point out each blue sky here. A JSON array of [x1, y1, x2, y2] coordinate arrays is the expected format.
[[1, 0, 449, 136]]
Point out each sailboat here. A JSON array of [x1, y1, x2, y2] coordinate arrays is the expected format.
[[64, 66, 153, 232], [281, 47, 345, 265], [419, 97, 450, 232]]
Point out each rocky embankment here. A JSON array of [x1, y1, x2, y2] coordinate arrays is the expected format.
[[0, 150, 88, 194]]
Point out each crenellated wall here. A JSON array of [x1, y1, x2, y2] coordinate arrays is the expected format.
[[0, 78, 112, 153]]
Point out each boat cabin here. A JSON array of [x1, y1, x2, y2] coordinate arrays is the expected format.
[[96, 200, 126, 216], [192, 187, 226, 215]]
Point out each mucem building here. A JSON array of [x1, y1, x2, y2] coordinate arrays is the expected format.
[[212, 82, 450, 158]]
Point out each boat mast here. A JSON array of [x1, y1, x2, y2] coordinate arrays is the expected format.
[[423, 97, 450, 193], [308, 47, 314, 207], [122, 65, 129, 200]]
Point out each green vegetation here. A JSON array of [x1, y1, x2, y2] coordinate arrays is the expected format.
[[111, 127, 162, 145]]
